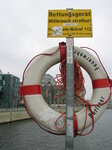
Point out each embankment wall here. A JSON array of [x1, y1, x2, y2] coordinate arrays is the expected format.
[[1, 106, 111, 124], [0, 110, 30, 124]]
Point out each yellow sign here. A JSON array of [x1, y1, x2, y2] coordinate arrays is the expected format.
[[47, 9, 92, 38]]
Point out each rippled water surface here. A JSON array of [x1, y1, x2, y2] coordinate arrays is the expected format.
[[0, 109, 112, 150]]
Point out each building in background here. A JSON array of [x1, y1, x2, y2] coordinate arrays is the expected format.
[[41, 74, 55, 87], [41, 74, 56, 104], [41, 74, 67, 104], [0, 71, 20, 108]]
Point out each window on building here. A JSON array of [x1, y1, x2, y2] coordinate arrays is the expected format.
[[0, 76, 2, 80], [16, 78, 18, 82], [3, 81, 5, 85], [1, 86, 4, 90], [2, 76, 5, 80]]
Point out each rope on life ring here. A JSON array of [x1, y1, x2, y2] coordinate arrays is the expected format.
[[54, 57, 86, 100], [19, 42, 112, 137]]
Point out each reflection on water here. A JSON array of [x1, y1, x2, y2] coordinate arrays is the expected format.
[[0, 110, 112, 150]]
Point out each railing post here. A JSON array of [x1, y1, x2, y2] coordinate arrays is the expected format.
[[65, 37, 74, 150]]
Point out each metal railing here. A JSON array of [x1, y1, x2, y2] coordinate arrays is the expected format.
[[0, 107, 26, 112]]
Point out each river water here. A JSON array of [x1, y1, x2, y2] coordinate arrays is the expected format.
[[0, 109, 112, 150]]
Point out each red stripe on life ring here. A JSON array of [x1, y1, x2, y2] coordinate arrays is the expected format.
[[59, 42, 66, 61], [92, 79, 110, 89], [22, 85, 41, 95], [74, 114, 78, 133]]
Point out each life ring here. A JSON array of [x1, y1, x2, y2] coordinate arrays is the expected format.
[[20, 43, 111, 135]]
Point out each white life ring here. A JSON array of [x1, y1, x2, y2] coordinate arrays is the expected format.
[[21, 44, 111, 135]]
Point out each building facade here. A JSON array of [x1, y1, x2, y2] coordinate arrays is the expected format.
[[41, 74, 66, 104], [0, 73, 20, 108], [41, 74, 55, 87]]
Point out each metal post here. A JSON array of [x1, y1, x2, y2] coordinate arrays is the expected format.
[[65, 37, 74, 150]]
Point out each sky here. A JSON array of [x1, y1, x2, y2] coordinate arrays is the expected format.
[[0, 0, 112, 99]]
